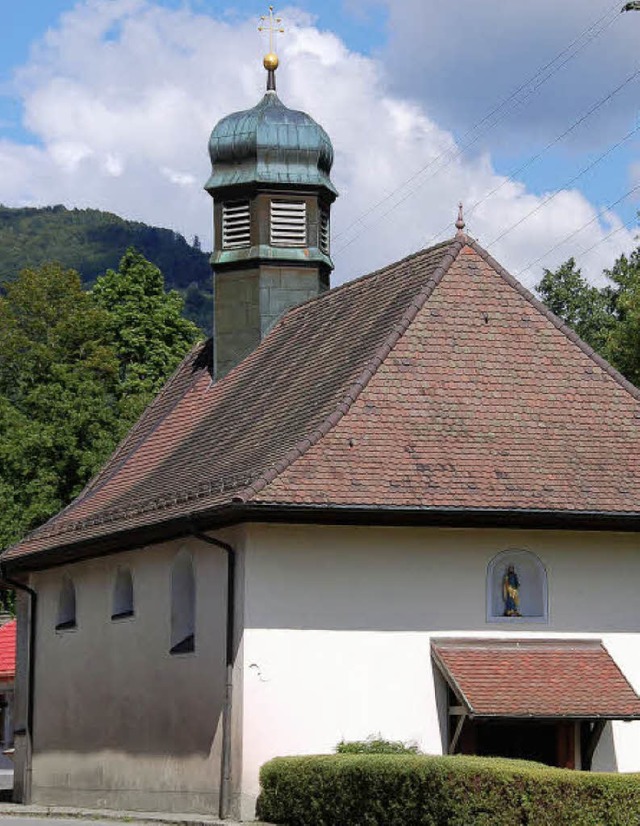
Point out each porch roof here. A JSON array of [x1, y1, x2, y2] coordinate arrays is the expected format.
[[432, 638, 640, 720]]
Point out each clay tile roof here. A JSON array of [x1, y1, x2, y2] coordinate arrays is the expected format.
[[4, 235, 640, 568], [0, 621, 17, 681], [432, 638, 640, 719]]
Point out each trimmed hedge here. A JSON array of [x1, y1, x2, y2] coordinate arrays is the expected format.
[[257, 753, 640, 826]]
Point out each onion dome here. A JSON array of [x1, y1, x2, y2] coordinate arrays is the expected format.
[[205, 91, 337, 196]]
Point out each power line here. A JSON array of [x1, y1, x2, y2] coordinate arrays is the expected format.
[[333, 1, 621, 251], [338, 77, 637, 259], [484, 109, 640, 250], [514, 183, 640, 278], [577, 218, 637, 262], [425, 70, 640, 248]]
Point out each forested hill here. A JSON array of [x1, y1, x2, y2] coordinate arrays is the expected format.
[[0, 204, 212, 331]]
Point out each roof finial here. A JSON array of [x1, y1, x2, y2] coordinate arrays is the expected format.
[[259, 6, 284, 92], [455, 201, 466, 236]]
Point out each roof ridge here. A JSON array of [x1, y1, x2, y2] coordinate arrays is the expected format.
[[7, 244, 460, 547], [2, 238, 464, 539], [467, 239, 640, 403], [278, 238, 457, 322], [238, 238, 466, 502]]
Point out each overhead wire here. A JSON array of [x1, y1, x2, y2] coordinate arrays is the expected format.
[[425, 69, 640, 248], [484, 111, 640, 250], [334, 0, 620, 244], [570, 217, 638, 263], [514, 183, 640, 279], [332, 0, 622, 253]]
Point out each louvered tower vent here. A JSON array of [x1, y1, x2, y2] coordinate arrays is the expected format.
[[270, 200, 307, 247], [222, 202, 251, 249], [319, 206, 330, 254]]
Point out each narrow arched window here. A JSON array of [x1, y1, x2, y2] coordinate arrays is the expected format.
[[170, 551, 195, 654], [487, 549, 548, 623], [56, 578, 77, 630], [112, 568, 134, 620]]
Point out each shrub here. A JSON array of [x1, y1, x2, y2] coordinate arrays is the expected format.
[[256, 753, 640, 826], [336, 736, 420, 755]]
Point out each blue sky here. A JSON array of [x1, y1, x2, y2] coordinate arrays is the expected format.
[[0, 0, 386, 138], [1, 0, 638, 286]]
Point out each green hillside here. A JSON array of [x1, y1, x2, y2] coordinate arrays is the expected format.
[[0, 204, 212, 332]]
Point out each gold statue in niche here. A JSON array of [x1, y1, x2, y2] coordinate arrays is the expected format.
[[502, 564, 521, 617]]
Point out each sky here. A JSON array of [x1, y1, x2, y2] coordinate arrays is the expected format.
[[1, 0, 639, 289]]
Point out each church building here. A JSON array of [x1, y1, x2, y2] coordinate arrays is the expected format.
[[3, 28, 640, 823]]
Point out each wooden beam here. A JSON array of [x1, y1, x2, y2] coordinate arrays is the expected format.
[[581, 720, 606, 771], [449, 713, 466, 755], [449, 705, 466, 715]]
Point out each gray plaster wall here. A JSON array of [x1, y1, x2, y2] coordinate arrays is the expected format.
[[214, 266, 326, 379], [27, 529, 244, 815], [215, 269, 262, 381]]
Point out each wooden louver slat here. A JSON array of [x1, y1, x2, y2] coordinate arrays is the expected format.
[[270, 200, 307, 247], [319, 206, 330, 254], [222, 201, 251, 249]]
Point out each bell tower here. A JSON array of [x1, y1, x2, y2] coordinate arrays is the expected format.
[[205, 8, 338, 380]]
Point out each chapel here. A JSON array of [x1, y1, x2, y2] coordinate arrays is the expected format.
[[3, 24, 640, 823]]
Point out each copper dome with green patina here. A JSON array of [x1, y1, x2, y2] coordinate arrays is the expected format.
[[205, 91, 336, 195]]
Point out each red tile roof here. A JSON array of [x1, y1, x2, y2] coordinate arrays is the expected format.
[[0, 621, 16, 681], [432, 638, 640, 719], [4, 236, 640, 568]]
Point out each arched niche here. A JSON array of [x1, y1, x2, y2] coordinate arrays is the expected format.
[[170, 550, 195, 654], [112, 568, 134, 620], [487, 549, 548, 623], [56, 577, 77, 631]]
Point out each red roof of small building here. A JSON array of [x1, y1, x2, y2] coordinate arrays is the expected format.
[[432, 638, 640, 719], [4, 236, 640, 568], [0, 621, 17, 681]]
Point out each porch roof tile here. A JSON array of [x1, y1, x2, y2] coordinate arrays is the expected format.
[[432, 638, 640, 719]]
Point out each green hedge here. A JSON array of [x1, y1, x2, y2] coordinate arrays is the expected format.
[[257, 754, 640, 826]]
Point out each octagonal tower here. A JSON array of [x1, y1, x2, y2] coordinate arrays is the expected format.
[[205, 53, 338, 379]]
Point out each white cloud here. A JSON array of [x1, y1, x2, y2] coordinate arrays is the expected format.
[[0, 0, 636, 289], [370, 0, 640, 149]]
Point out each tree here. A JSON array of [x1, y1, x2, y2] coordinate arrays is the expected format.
[[0, 263, 121, 555], [537, 245, 640, 388], [536, 258, 615, 354], [603, 249, 640, 387], [0, 252, 201, 569], [91, 248, 201, 423]]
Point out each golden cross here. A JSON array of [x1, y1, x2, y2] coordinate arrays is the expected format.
[[258, 6, 284, 55]]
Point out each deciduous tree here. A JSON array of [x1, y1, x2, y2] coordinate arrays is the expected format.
[[92, 248, 201, 422], [0, 263, 120, 556], [0, 252, 201, 574], [536, 258, 615, 354]]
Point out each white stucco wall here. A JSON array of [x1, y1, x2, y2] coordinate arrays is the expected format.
[[239, 524, 640, 815], [28, 530, 241, 814]]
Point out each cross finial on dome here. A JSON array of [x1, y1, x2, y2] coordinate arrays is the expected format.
[[259, 6, 284, 92], [455, 202, 465, 236]]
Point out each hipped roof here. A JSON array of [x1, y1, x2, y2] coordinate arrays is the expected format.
[[5, 236, 640, 570], [432, 638, 640, 719]]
